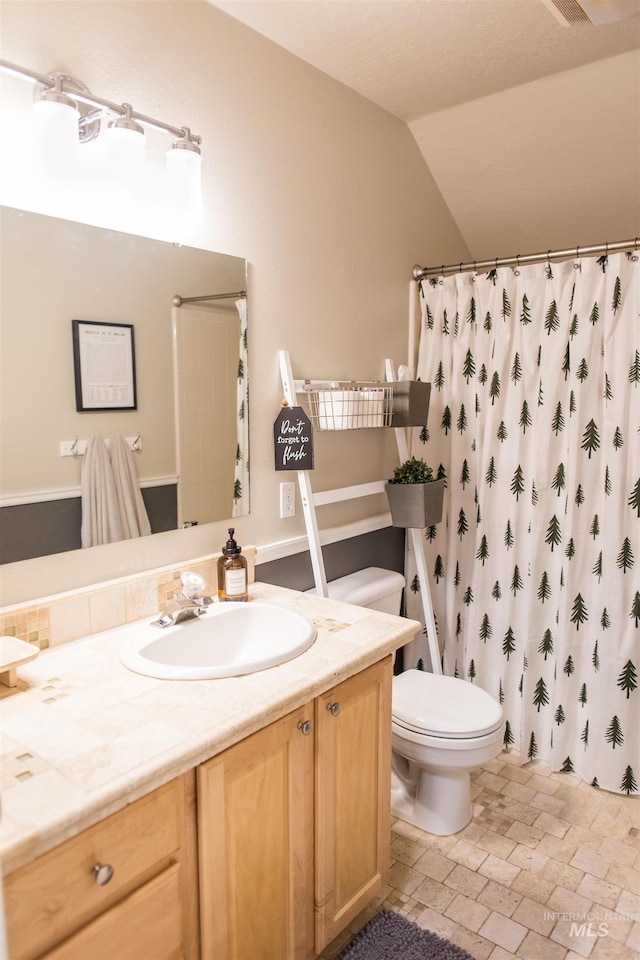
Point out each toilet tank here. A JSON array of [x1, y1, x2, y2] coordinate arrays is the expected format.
[[306, 566, 405, 615]]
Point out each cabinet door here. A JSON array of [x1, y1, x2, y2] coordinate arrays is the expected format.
[[314, 656, 392, 952], [198, 705, 315, 960]]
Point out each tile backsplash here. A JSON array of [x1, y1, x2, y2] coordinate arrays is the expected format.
[[0, 548, 256, 650]]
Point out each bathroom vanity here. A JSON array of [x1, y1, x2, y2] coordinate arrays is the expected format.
[[0, 582, 418, 959]]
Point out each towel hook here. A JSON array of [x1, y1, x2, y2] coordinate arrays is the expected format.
[[132, 433, 142, 451], [70, 436, 80, 456]]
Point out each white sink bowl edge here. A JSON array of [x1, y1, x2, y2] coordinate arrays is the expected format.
[[119, 601, 317, 680]]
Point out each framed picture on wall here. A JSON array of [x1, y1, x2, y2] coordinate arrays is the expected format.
[[72, 319, 137, 411]]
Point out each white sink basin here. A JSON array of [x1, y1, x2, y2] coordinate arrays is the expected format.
[[120, 602, 316, 680]]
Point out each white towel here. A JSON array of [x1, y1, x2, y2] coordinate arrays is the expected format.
[[108, 435, 151, 540], [81, 436, 125, 548]]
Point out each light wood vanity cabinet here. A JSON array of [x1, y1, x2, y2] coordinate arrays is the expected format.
[[4, 773, 199, 960], [198, 656, 392, 960], [198, 702, 315, 960], [314, 657, 392, 952], [4, 657, 392, 960]]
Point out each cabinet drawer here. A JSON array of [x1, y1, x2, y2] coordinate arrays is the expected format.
[[5, 777, 185, 960], [42, 863, 184, 960]]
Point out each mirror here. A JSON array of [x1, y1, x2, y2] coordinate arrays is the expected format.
[[0, 205, 249, 564]]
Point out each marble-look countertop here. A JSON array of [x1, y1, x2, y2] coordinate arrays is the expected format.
[[0, 582, 419, 875]]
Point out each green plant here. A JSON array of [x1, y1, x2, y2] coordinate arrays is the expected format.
[[388, 457, 435, 484]]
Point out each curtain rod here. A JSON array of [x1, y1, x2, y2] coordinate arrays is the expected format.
[[172, 290, 246, 306], [412, 238, 639, 280]]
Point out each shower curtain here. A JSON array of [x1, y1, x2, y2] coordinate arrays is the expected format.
[[232, 297, 249, 517], [406, 250, 639, 795]]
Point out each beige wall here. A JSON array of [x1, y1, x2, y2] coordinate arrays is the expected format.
[[0, 0, 467, 605]]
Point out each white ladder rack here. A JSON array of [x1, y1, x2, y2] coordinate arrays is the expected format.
[[278, 349, 442, 674]]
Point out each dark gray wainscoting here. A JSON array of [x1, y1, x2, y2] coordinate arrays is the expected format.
[[256, 526, 405, 592], [0, 485, 177, 564], [256, 526, 408, 671]]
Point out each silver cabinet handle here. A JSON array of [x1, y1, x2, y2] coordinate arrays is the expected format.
[[297, 719, 313, 736], [92, 863, 114, 886], [326, 701, 341, 717]]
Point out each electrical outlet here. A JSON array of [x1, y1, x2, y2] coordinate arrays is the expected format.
[[279, 481, 296, 518]]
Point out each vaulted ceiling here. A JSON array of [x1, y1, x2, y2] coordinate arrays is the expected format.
[[210, 0, 639, 121], [210, 0, 640, 259]]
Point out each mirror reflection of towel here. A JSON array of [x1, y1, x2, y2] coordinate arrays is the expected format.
[[108, 435, 151, 540], [80, 435, 151, 548], [81, 436, 125, 548]]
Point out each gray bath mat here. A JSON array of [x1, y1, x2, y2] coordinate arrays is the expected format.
[[337, 909, 476, 960]]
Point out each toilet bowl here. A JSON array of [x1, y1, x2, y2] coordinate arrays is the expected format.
[[309, 566, 504, 836], [391, 669, 504, 835]]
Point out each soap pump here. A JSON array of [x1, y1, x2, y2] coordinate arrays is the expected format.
[[217, 528, 248, 602]]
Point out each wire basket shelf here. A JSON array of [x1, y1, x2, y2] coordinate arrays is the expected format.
[[301, 382, 393, 430]]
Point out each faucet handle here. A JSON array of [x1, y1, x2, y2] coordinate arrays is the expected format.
[[180, 570, 207, 599]]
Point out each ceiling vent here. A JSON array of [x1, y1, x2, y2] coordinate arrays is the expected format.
[[541, 0, 640, 24]]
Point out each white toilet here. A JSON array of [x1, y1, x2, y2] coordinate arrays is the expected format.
[[311, 566, 504, 836]]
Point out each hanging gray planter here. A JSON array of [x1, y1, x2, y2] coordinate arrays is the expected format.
[[385, 478, 445, 529]]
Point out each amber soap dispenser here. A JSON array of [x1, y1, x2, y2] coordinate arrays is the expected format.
[[217, 528, 248, 601]]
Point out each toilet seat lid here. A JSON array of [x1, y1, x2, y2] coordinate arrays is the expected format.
[[392, 669, 503, 738]]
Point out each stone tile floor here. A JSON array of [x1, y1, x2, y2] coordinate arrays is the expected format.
[[321, 752, 639, 960]]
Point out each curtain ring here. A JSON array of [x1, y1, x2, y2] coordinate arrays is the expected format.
[[459, 262, 463, 274], [514, 254, 520, 276]]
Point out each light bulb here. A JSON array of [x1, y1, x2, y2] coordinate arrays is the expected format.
[[32, 87, 79, 179], [166, 138, 203, 222], [102, 107, 146, 177]]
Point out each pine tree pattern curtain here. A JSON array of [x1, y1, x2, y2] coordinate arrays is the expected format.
[[232, 297, 249, 518], [408, 251, 639, 795]]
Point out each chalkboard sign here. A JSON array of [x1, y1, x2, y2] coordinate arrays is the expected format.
[[274, 406, 314, 471]]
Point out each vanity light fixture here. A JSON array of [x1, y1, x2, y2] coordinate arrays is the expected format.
[[0, 58, 204, 220], [166, 130, 204, 221], [103, 104, 146, 168], [31, 74, 80, 176]]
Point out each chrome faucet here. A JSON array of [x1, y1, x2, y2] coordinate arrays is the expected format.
[[152, 571, 214, 628]]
